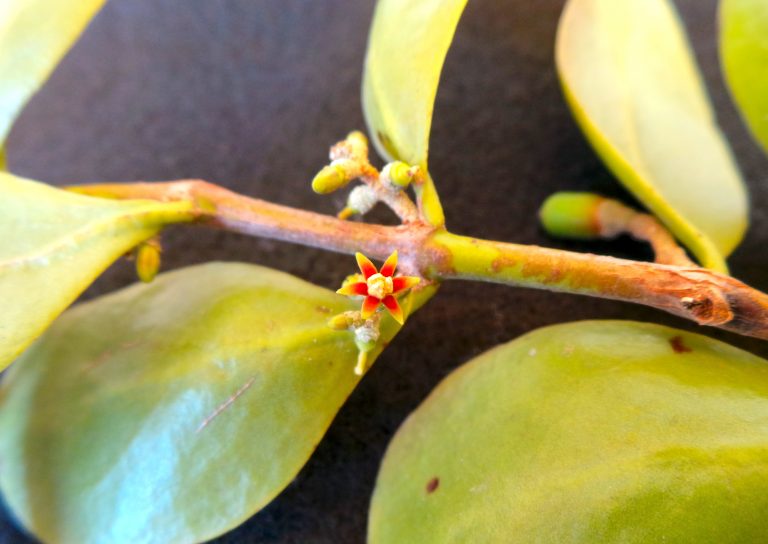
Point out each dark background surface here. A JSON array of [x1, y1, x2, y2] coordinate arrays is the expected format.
[[4, 0, 768, 542]]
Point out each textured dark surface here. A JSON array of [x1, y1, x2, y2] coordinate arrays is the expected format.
[[4, 0, 768, 542]]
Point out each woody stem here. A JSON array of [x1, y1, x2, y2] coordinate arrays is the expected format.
[[69, 179, 768, 340]]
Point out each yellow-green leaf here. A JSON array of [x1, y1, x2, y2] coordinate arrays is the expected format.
[[0, 263, 413, 544], [720, 0, 768, 154], [556, 0, 748, 272], [362, 0, 468, 226], [0, 0, 106, 157], [370, 321, 768, 543], [0, 172, 193, 370]]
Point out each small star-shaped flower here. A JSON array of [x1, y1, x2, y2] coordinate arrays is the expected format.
[[336, 250, 420, 324]]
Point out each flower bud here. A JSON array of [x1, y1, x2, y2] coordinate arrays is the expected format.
[[328, 313, 355, 331], [135, 239, 162, 283], [539, 192, 604, 240], [381, 161, 413, 189], [311, 159, 356, 194], [346, 185, 378, 216], [354, 321, 380, 346], [346, 131, 369, 157], [353, 320, 381, 374]]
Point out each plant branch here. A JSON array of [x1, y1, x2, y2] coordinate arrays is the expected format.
[[429, 231, 768, 339], [69, 179, 768, 340], [595, 198, 695, 267], [69, 180, 432, 262]]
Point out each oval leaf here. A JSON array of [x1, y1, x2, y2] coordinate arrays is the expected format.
[[370, 321, 768, 543], [0, 262, 412, 544], [362, 0, 468, 225], [556, 0, 748, 272], [720, 0, 768, 154], [0, 0, 106, 156], [0, 172, 193, 369]]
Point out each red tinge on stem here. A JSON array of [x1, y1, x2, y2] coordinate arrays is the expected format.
[[336, 250, 420, 324]]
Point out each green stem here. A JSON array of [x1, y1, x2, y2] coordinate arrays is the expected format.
[[429, 231, 768, 339], [70, 179, 768, 340]]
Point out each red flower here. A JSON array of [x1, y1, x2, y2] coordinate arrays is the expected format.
[[336, 251, 420, 324]]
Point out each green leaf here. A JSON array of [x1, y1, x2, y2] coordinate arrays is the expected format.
[[720, 0, 768, 154], [0, 172, 193, 370], [0, 262, 413, 544], [0, 0, 106, 157], [556, 0, 748, 272], [369, 321, 768, 543], [362, 0, 469, 226]]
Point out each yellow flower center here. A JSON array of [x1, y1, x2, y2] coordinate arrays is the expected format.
[[367, 273, 393, 299]]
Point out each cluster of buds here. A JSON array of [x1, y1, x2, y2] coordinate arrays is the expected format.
[[311, 131, 421, 223], [311, 131, 373, 196], [329, 250, 421, 375], [328, 310, 382, 375]]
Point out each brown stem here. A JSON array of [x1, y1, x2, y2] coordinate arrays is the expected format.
[[69, 180, 431, 261], [69, 179, 768, 341], [428, 232, 768, 340], [596, 198, 695, 267]]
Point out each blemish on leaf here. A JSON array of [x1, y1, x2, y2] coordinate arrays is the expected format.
[[670, 336, 692, 354], [426, 477, 439, 494], [81, 340, 143, 373], [196, 376, 257, 433], [80, 350, 112, 374], [315, 305, 332, 314]]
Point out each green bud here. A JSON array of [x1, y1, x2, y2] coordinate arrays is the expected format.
[[355, 319, 381, 360], [383, 161, 413, 189], [346, 131, 369, 156], [328, 313, 354, 330], [135, 239, 162, 283], [539, 192, 604, 240], [311, 160, 355, 194]]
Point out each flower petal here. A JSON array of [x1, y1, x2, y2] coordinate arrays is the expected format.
[[392, 276, 420, 294], [356, 252, 378, 279], [380, 250, 398, 277], [381, 295, 404, 324], [361, 296, 381, 319], [336, 282, 369, 297]]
